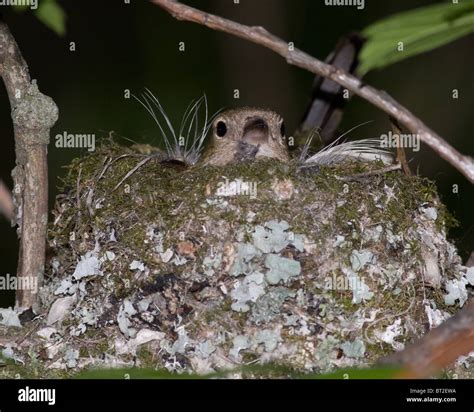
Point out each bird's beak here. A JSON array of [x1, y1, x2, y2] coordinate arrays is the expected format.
[[242, 117, 269, 145]]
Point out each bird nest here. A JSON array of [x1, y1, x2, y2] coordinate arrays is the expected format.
[[1, 138, 472, 378]]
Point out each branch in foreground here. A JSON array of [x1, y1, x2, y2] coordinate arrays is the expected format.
[[0, 21, 58, 310], [151, 0, 474, 184], [380, 301, 474, 378]]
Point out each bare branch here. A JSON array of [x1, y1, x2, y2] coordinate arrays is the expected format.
[[151, 0, 474, 183], [0, 21, 58, 310]]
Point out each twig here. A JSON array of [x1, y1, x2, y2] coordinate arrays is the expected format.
[[75, 166, 83, 227], [112, 155, 156, 192], [390, 117, 411, 176], [150, 0, 474, 184], [0, 21, 58, 310]]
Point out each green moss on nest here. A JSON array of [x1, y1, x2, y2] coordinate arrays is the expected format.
[[33, 137, 466, 377], [52, 139, 450, 263]]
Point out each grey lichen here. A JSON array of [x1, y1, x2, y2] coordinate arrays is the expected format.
[[12, 80, 59, 141], [264, 254, 302, 285], [250, 287, 295, 324], [231, 272, 266, 312]]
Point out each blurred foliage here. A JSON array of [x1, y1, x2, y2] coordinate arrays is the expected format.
[[14, 0, 66, 36], [74, 365, 401, 380], [35, 0, 66, 36], [359, 0, 474, 74]]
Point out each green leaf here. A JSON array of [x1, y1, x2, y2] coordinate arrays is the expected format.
[[359, 1, 474, 75], [34, 0, 66, 37]]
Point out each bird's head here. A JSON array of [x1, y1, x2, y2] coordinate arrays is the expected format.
[[201, 107, 290, 166]]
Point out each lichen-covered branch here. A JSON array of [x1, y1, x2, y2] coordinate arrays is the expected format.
[[151, 0, 474, 184], [0, 21, 58, 310]]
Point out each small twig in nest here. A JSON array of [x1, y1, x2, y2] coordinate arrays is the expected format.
[[112, 155, 159, 192]]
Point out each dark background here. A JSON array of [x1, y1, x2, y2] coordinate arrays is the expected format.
[[0, 0, 473, 307]]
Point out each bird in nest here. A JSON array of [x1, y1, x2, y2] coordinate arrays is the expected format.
[[131, 88, 394, 173]]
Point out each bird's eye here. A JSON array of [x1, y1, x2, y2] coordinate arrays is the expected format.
[[280, 121, 286, 137], [216, 121, 227, 138]]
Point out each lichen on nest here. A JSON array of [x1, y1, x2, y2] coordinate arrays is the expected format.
[[2, 138, 473, 378]]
